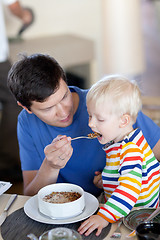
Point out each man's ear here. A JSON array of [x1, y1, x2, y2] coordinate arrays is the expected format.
[[119, 114, 130, 128], [17, 101, 32, 114]]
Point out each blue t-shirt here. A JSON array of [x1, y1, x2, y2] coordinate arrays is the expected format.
[[17, 86, 160, 197]]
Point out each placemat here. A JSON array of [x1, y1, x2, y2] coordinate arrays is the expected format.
[[1, 208, 111, 240]]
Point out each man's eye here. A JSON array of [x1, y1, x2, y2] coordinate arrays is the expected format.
[[63, 94, 67, 99], [62, 91, 69, 100], [44, 106, 53, 111]]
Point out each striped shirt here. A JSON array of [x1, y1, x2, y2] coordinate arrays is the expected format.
[[98, 128, 160, 223]]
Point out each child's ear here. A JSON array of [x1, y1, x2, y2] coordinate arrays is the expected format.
[[17, 101, 32, 114], [120, 114, 130, 128]]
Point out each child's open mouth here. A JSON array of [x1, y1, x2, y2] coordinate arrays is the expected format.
[[88, 132, 102, 140]]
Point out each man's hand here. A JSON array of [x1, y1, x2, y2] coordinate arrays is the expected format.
[[44, 135, 73, 169], [23, 135, 73, 196]]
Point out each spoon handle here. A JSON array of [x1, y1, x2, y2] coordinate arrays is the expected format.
[[146, 207, 160, 221], [71, 136, 91, 140]]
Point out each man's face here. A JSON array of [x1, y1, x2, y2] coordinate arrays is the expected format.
[[30, 79, 74, 127]]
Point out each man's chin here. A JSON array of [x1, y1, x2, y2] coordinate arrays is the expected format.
[[61, 122, 72, 128], [59, 117, 73, 127]]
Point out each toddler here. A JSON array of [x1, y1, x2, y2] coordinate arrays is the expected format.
[[78, 75, 160, 236]]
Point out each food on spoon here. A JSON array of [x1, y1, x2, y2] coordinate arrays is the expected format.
[[88, 132, 101, 139], [43, 191, 81, 203]]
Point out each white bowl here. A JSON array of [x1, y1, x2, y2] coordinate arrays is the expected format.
[[38, 183, 85, 219]]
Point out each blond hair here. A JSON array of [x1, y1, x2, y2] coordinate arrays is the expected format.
[[86, 75, 142, 124]]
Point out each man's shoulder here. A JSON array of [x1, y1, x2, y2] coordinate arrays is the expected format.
[[134, 111, 160, 149], [69, 86, 88, 96], [18, 109, 28, 119], [18, 109, 39, 124]]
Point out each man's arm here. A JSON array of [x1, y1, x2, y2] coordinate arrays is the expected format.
[[22, 136, 73, 196], [152, 139, 160, 161], [23, 159, 60, 196]]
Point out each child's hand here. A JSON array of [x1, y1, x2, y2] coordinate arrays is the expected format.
[[93, 171, 103, 189], [78, 215, 109, 236]]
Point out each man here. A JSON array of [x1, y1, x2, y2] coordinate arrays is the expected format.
[[0, 0, 32, 181], [7, 53, 160, 196]]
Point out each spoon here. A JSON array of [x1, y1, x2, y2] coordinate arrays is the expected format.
[[72, 136, 97, 140], [72, 133, 101, 140]]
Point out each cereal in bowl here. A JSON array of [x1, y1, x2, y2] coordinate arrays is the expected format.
[[43, 191, 81, 203]]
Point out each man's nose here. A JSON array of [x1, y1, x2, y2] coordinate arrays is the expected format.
[[57, 104, 68, 117]]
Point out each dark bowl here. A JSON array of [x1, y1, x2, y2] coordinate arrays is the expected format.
[[136, 222, 160, 240]]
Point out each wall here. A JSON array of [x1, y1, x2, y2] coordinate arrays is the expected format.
[[5, 0, 100, 40], [4, 0, 145, 86], [100, 0, 145, 77], [4, 0, 101, 85]]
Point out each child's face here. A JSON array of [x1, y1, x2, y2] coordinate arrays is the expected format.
[[87, 101, 124, 144]]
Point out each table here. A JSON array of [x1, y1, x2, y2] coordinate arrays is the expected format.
[[0, 194, 137, 240]]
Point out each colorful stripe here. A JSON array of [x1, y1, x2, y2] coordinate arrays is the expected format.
[[98, 128, 160, 222]]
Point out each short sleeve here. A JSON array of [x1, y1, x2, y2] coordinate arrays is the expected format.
[[17, 111, 44, 171]]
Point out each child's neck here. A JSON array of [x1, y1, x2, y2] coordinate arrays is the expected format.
[[115, 125, 134, 143]]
